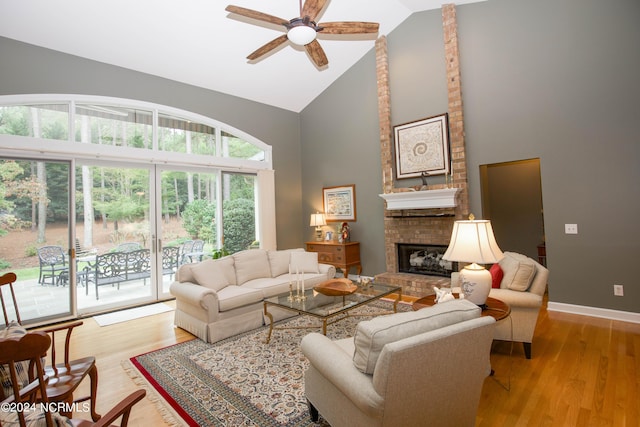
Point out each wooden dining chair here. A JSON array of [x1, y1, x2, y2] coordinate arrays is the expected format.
[[0, 331, 146, 427], [0, 272, 100, 421]]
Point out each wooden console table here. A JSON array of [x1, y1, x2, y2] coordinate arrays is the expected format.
[[306, 241, 362, 278]]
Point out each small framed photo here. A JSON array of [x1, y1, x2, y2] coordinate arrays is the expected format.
[[393, 113, 451, 179], [323, 185, 356, 222]]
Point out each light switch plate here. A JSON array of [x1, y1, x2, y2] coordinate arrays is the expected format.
[[565, 224, 578, 234]]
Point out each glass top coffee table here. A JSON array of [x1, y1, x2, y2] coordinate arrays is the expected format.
[[263, 281, 401, 343]]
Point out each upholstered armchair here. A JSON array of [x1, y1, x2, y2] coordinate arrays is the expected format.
[[301, 299, 496, 427], [489, 251, 548, 358], [453, 251, 549, 359]]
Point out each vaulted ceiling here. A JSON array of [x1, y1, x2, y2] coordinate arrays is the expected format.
[[0, 0, 483, 112]]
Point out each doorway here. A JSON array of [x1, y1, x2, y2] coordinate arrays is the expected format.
[[480, 158, 544, 261]]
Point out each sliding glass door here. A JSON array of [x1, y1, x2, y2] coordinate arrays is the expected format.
[[0, 157, 72, 325], [157, 167, 219, 296], [75, 161, 155, 314]]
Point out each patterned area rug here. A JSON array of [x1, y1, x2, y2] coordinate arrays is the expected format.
[[125, 300, 410, 427]]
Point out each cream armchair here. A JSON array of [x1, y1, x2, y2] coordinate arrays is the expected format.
[[301, 299, 495, 427], [453, 251, 549, 359], [489, 252, 548, 359]]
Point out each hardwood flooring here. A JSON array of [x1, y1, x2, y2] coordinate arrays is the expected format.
[[47, 299, 639, 426]]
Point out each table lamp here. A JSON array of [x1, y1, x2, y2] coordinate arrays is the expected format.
[[442, 214, 504, 307], [310, 213, 326, 241]]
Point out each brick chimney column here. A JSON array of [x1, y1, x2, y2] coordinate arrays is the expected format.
[[442, 4, 470, 218], [376, 36, 394, 195]]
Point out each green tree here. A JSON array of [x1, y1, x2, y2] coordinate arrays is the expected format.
[[182, 199, 216, 241]]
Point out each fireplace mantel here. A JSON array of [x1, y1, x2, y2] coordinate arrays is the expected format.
[[379, 188, 460, 210]]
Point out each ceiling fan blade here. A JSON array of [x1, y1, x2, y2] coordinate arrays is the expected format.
[[319, 22, 380, 34], [305, 39, 328, 68], [247, 34, 289, 61], [225, 5, 288, 26], [301, 0, 328, 21]]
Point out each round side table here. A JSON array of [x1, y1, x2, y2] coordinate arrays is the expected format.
[[412, 293, 510, 321]]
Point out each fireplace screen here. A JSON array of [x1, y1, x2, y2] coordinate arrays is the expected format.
[[397, 244, 457, 277]]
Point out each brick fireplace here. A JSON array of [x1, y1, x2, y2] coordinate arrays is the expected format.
[[374, 5, 470, 297]]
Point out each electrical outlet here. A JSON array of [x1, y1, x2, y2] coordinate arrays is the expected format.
[[565, 224, 578, 234], [613, 284, 624, 296]]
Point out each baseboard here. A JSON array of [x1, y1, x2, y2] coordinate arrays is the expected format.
[[547, 302, 640, 324]]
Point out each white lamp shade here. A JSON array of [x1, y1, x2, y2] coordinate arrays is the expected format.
[[310, 213, 326, 227], [442, 219, 503, 264], [288, 25, 317, 46]]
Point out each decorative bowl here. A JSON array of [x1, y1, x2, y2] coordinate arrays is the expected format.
[[313, 278, 358, 296]]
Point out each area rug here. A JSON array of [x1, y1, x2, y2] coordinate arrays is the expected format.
[[93, 302, 174, 326], [124, 300, 411, 427]]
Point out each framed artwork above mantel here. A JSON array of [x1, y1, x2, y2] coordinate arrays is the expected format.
[[393, 113, 451, 179], [323, 185, 357, 222]]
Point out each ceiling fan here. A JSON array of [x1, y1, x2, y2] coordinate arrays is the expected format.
[[225, 0, 379, 68]]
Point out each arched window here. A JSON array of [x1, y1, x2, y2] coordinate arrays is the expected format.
[[0, 95, 276, 321]]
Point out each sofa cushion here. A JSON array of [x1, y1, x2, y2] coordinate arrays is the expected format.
[[499, 252, 536, 292], [178, 255, 236, 286], [267, 248, 304, 277], [216, 285, 264, 312], [490, 263, 504, 289], [190, 259, 230, 292], [233, 249, 272, 285], [290, 251, 319, 274], [352, 299, 481, 374]]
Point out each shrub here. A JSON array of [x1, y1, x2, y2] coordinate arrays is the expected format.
[[24, 244, 37, 257], [222, 199, 255, 253]]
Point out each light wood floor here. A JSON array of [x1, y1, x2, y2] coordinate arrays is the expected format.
[[47, 299, 639, 427]]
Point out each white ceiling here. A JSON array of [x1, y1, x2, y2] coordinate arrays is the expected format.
[[0, 0, 483, 113]]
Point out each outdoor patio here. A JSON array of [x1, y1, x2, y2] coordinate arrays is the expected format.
[[2, 274, 174, 324]]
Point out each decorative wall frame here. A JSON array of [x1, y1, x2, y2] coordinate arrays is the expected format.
[[323, 185, 357, 222], [393, 113, 451, 179]]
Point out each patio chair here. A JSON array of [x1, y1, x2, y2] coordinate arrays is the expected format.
[[36, 245, 69, 286], [180, 239, 205, 264], [0, 331, 145, 427], [162, 246, 180, 279], [0, 272, 100, 421]]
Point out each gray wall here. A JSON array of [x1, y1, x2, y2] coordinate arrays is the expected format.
[[301, 0, 640, 314], [0, 36, 303, 250], [300, 51, 383, 269]]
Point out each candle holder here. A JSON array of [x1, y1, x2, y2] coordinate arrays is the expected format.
[[288, 283, 294, 302]]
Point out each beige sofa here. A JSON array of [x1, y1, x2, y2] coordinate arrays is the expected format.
[[453, 251, 549, 358], [301, 299, 495, 427], [170, 248, 336, 343]]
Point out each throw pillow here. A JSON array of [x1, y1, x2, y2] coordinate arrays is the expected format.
[[190, 259, 230, 292], [0, 321, 30, 398], [490, 263, 504, 288], [290, 251, 319, 274], [267, 248, 304, 277], [233, 249, 272, 285], [352, 299, 481, 374], [499, 252, 537, 292]]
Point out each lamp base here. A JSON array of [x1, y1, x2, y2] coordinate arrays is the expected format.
[[460, 263, 491, 306], [315, 228, 323, 241]]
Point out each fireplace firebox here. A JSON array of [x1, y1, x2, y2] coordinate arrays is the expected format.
[[397, 244, 457, 277]]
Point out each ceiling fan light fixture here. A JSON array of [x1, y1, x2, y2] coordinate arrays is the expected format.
[[287, 25, 316, 46]]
